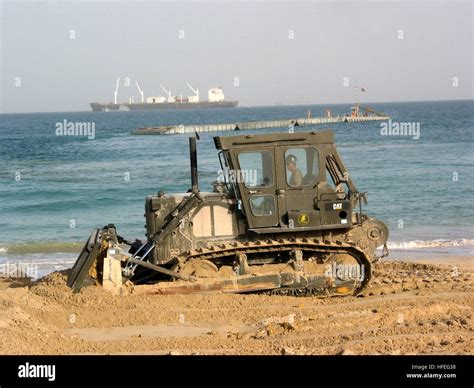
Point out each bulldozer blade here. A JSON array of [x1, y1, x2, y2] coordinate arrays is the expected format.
[[67, 228, 102, 293]]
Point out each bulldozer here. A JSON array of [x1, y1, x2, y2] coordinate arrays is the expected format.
[[67, 130, 388, 296]]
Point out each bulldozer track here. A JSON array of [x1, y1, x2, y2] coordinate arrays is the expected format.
[[175, 237, 373, 296]]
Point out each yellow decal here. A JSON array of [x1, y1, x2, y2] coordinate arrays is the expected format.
[[298, 213, 309, 225]]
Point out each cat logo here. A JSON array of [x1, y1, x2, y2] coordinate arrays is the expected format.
[[333, 203, 342, 210], [297, 213, 309, 225]]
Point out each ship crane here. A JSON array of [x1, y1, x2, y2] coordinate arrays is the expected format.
[[160, 85, 175, 103], [186, 82, 199, 103], [114, 77, 120, 104], [135, 81, 145, 103]]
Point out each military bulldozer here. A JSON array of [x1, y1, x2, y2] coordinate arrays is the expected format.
[[68, 130, 388, 296]]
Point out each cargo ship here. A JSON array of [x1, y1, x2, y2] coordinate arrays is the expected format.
[[90, 79, 238, 112]]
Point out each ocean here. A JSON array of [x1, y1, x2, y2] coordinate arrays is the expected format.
[[0, 100, 473, 278]]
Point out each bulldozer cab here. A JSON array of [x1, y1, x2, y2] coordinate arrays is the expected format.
[[214, 130, 359, 233]]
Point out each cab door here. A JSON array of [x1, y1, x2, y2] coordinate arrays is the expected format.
[[275, 145, 322, 229], [234, 149, 279, 229]]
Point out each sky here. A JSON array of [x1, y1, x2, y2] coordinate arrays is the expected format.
[[0, 0, 472, 113]]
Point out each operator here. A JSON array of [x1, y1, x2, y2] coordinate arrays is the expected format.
[[285, 154, 303, 186]]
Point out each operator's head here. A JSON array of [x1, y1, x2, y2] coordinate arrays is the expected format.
[[285, 154, 297, 172]]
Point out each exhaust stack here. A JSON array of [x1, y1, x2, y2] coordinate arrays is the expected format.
[[189, 137, 199, 193]]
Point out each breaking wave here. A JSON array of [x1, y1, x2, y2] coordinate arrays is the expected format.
[[387, 238, 474, 250]]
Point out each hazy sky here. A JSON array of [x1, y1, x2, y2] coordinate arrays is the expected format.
[[0, 0, 472, 113]]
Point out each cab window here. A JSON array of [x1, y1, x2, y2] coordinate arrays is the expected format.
[[237, 151, 273, 188], [250, 195, 275, 216], [285, 147, 319, 187]]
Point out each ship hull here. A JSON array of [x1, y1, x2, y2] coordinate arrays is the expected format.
[[90, 103, 122, 112], [90, 101, 238, 112]]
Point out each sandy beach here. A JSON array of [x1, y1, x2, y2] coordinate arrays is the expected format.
[[0, 256, 472, 355]]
